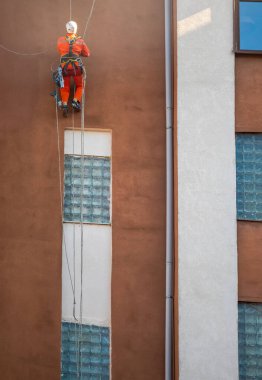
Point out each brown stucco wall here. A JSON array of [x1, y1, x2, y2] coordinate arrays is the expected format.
[[93, 2, 166, 379], [236, 55, 262, 132], [0, 2, 65, 379], [238, 221, 262, 302], [1, 0, 166, 379]]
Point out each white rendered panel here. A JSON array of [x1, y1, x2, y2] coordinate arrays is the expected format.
[[62, 224, 112, 326], [65, 130, 112, 157], [177, 1, 238, 379]]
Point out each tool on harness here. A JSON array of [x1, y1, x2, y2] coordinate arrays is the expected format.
[[50, 67, 64, 107], [53, 66, 64, 88]]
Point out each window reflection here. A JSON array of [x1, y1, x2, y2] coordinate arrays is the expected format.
[[240, 1, 262, 51]]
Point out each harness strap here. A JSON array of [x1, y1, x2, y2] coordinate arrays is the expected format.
[[60, 36, 83, 75], [69, 38, 74, 57]]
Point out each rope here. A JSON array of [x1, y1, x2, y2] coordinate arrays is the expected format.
[[83, 0, 97, 38], [1, 0, 96, 57], [56, 70, 87, 380], [72, 99, 78, 322], [55, 90, 76, 301], [71, 85, 81, 375], [0, 43, 48, 56], [58, 0, 96, 375], [79, 69, 86, 380]]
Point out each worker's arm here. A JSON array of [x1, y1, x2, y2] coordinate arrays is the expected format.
[[81, 41, 90, 57], [57, 37, 67, 55], [57, 38, 62, 54]]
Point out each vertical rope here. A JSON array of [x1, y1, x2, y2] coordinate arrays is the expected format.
[[71, 96, 81, 377], [55, 93, 75, 299], [82, 0, 97, 38], [79, 69, 86, 380], [71, 108, 78, 321], [60, 1, 97, 375]]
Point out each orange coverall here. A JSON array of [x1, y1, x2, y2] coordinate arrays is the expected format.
[[57, 33, 90, 104]]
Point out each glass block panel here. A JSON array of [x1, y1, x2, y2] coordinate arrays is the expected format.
[[236, 134, 262, 221], [61, 322, 110, 380], [64, 155, 111, 224], [238, 303, 262, 380]]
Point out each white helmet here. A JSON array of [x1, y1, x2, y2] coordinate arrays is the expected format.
[[66, 21, 77, 34]]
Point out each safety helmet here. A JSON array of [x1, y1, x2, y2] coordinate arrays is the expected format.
[[66, 21, 78, 34]]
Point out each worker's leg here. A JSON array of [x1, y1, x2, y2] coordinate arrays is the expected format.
[[73, 74, 84, 103], [60, 76, 71, 104]]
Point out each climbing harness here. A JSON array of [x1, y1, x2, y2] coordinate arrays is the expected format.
[[60, 35, 84, 76]]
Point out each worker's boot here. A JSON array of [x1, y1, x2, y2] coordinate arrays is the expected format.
[[72, 99, 81, 112], [62, 104, 69, 118]]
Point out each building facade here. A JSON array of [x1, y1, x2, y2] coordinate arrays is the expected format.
[[0, 0, 262, 379]]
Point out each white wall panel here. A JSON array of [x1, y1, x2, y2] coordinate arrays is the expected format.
[[62, 223, 112, 326], [65, 130, 112, 157]]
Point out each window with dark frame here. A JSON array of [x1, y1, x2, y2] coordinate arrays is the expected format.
[[235, 0, 262, 53]]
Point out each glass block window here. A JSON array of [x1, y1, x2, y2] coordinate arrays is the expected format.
[[236, 134, 262, 221], [238, 303, 262, 380], [64, 155, 111, 224], [61, 322, 110, 380]]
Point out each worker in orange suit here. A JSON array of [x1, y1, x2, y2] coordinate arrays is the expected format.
[[57, 21, 90, 116]]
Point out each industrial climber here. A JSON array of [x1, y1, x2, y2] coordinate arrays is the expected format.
[[57, 20, 90, 116]]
